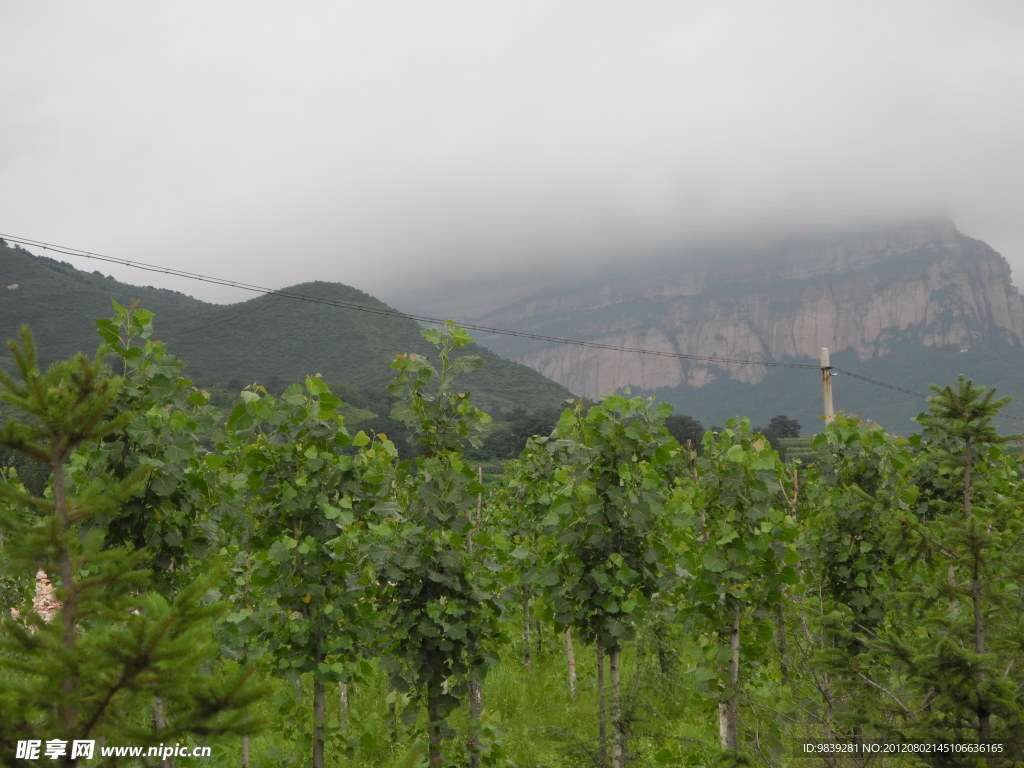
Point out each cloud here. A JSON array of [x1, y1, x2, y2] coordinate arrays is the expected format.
[[2, 1, 1023, 304]]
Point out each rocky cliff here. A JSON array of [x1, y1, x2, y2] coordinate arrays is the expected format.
[[460, 218, 1024, 401]]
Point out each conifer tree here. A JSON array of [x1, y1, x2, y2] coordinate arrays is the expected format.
[[901, 377, 1024, 750], [0, 327, 262, 767]]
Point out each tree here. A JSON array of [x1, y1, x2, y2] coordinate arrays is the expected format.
[[222, 376, 396, 768], [379, 322, 504, 768], [527, 394, 683, 768], [0, 327, 262, 766], [471, 405, 563, 460], [80, 301, 221, 589], [792, 415, 916, 756], [765, 414, 801, 440], [897, 377, 1024, 749], [683, 418, 799, 756], [665, 412, 705, 448]]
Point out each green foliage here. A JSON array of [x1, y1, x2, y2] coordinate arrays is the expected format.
[[388, 321, 492, 455], [72, 301, 222, 585], [763, 413, 801, 439], [664, 412, 705, 449], [381, 322, 506, 767], [469, 405, 563, 461], [0, 326, 262, 761], [220, 374, 399, 765], [678, 418, 800, 753], [528, 395, 683, 651], [811, 415, 913, 639], [686, 419, 797, 630], [787, 415, 917, 744], [11, 297, 1024, 765], [224, 375, 397, 679], [894, 377, 1024, 747]]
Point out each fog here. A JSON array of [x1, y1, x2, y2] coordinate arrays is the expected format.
[[2, 2, 1023, 307]]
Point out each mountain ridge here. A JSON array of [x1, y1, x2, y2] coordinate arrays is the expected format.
[[405, 218, 1024, 430], [0, 240, 573, 415]]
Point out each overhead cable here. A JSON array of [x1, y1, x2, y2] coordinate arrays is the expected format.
[[4, 231, 1022, 421]]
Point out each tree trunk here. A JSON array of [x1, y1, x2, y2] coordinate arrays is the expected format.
[[970, 535, 991, 741], [718, 611, 741, 750], [53, 458, 78, 735], [388, 676, 399, 740], [610, 646, 625, 768], [468, 672, 483, 768], [338, 681, 349, 730], [426, 683, 443, 768], [312, 677, 325, 768], [565, 627, 577, 697], [241, 736, 250, 768], [523, 588, 532, 669], [597, 642, 607, 763], [963, 441, 992, 742], [154, 697, 171, 768], [775, 600, 788, 685]]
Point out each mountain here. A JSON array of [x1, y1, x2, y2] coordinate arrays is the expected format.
[[407, 218, 1024, 432], [0, 239, 572, 415]]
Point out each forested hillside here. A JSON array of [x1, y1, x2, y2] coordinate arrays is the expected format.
[[0, 239, 572, 415]]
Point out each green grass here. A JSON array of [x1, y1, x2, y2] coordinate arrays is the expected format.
[[198, 619, 723, 768]]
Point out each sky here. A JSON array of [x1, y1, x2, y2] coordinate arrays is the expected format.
[[2, 1, 1024, 308]]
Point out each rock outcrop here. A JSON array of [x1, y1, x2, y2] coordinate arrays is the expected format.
[[466, 219, 1024, 399]]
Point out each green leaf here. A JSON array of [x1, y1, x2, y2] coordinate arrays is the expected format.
[[186, 390, 208, 407], [94, 318, 121, 346], [726, 444, 746, 463], [703, 551, 726, 573], [226, 403, 253, 431]]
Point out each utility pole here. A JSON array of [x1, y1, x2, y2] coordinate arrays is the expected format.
[[820, 347, 835, 424]]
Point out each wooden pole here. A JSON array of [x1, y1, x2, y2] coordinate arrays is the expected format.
[[820, 347, 835, 424]]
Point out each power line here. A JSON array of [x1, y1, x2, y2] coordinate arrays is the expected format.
[[828, 368, 929, 400], [4, 231, 1024, 423], [1, 233, 820, 371]]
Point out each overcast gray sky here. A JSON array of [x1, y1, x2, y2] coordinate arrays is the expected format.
[[3, 1, 1023, 307]]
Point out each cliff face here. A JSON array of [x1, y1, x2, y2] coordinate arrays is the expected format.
[[469, 219, 1024, 399]]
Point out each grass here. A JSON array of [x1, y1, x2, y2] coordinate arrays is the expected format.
[[200, 618, 723, 768]]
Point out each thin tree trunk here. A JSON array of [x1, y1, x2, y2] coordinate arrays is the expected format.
[[686, 443, 708, 544], [597, 642, 607, 763], [972, 554, 991, 741], [718, 611, 741, 750], [154, 697, 171, 768], [53, 458, 78, 735], [523, 588, 532, 669], [963, 441, 992, 742], [468, 672, 483, 768], [610, 646, 624, 768], [312, 677, 326, 768], [338, 681, 349, 730], [388, 676, 399, 740], [241, 736, 250, 768], [427, 683, 443, 768], [565, 627, 577, 697], [775, 601, 788, 685]]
